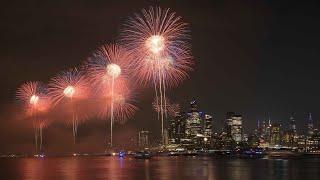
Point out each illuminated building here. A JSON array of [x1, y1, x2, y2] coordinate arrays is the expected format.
[[138, 131, 149, 148], [307, 113, 314, 137], [282, 131, 291, 147], [224, 112, 235, 136], [242, 133, 248, 142], [270, 123, 281, 147], [219, 131, 234, 150], [248, 134, 259, 148], [297, 135, 306, 151], [168, 112, 186, 144], [289, 113, 297, 136], [306, 129, 320, 152], [297, 130, 320, 153], [230, 114, 243, 143], [204, 114, 213, 146], [174, 100, 214, 149], [264, 117, 272, 144], [210, 133, 221, 149], [223, 112, 243, 143], [258, 120, 266, 138], [256, 120, 268, 146], [184, 101, 204, 146], [287, 113, 298, 147]]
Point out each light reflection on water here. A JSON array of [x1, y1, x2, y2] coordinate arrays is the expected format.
[[0, 156, 319, 180]]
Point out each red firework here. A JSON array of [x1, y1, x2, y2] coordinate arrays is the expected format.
[[84, 43, 133, 91], [85, 43, 137, 121], [16, 81, 51, 153], [121, 7, 193, 144], [49, 68, 90, 144], [111, 80, 137, 124], [120, 6, 193, 87], [48, 68, 89, 106], [85, 43, 136, 147], [95, 77, 137, 123], [16, 81, 50, 114]]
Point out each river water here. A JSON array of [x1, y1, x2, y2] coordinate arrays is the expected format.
[[0, 156, 319, 180]]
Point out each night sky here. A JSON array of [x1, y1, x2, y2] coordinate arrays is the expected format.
[[1, 0, 319, 153]]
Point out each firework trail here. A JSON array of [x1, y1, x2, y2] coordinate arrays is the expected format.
[[152, 97, 181, 117], [38, 118, 48, 154], [102, 79, 138, 124], [85, 44, 133, 147], [121, 6, 193, 145], [16, 81, 50, 154], [49, 68, 89, 145]]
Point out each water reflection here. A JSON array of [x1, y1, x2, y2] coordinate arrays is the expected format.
[[268, 159, 289, 180], [144, 159, 150, 180], [228, 159, 249, 180], [0, 157, 318, 180], [58, 158, 79, 180], [21, 158, 46, 180]]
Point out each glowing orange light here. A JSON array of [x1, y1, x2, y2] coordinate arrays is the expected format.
[[29, 95, 39, 105], [113, 94, 125, 104], [63, 86, 75, 98], [107, 63, 121, 78], [146, 35, 165, 54]]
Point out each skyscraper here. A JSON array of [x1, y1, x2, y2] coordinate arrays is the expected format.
[[270, 123, 281, 147], [224, 112, 235, 136], [288, 113, 298, 147], [204, 114, 213, 145], [289, 113, 297, 135], [231, 114, 243, 143], [257, 120, 266, 139], [307, 113, 314, 137], [265, 116, 272, 144], [185, 101, 204, 146], [175, 100, 214, 149], [168, 112, 186, 144], [138, 131, 149, 148], [223, 112, 243, 143]]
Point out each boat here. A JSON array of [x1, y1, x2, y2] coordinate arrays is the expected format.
[[267, 148, 302, 159], [119, 151, 126, 158], [167, 151, 182, 156], [134, 151, 152, 159]]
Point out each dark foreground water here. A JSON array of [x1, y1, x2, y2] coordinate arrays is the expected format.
[[0, 156, 319, 180]]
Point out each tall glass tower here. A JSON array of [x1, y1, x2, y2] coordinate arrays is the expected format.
[[289, 113, 297, 135], [307, 113, 314, 136]]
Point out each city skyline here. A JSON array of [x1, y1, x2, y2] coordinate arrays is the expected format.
[[1, 2, 320, 180], [1, 1, 320, 153]]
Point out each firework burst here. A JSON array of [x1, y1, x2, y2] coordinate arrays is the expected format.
[[121, 6, 193, 145], [49, 68, 89, 145], [85, 43, 134, 147], [49, 68, 89, 105], [16, 81, 50, 154], [120, 6, 193, 87], [85, 44, 133, 89]]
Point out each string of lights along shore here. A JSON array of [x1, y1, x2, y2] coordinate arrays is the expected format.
[[15, 6, 193, 152]]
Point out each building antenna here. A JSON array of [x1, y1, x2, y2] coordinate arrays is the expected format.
[[268, 112, 271, 126]]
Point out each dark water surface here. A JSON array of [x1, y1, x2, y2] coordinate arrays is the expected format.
[[0, 156, 319, 180]]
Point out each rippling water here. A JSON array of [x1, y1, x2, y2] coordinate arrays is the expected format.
[[0, 156, 319, 180]]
